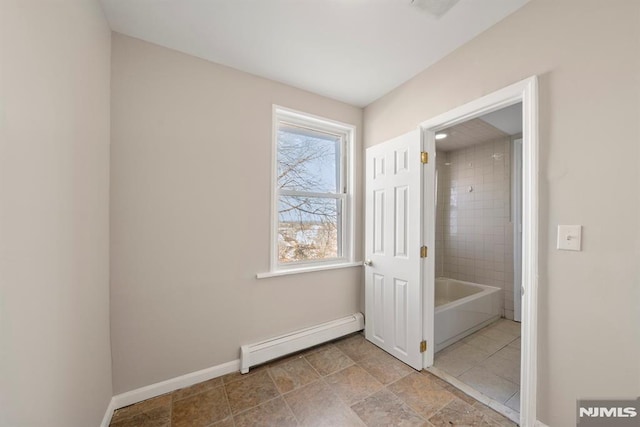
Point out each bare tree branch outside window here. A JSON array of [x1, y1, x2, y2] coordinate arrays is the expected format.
[[277, 124, 343, 263]]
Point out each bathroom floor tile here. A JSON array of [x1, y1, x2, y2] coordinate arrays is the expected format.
[[284, 380, 365, 426], [434, 343, 490, 377], [491, 319, 521, 337], [478, 327, 517, 348], [480, 347, 520, 384], [334, 334, 386, 362], [358, 350, 416, 385], [109, 330, 521, 426], [388, 372, 456, 420], [458, 366, 519, 403], [351, 389, 428, 426], [508, 337, 521, 349], [427, 398, 488, 426], [268, 356, 319, 393], [472, 402, 518, 426], [462, 333, 509, 355], [233, 397, 297, 427], [324, 365, 384, 405], [172, 377, 223, 401], [171, 386, 230, 427], [225, 370, 280, 414], [111, 394, 172, 425], [304, 345, 355, 376], [505, 391, 520, 413], [110, 405, 171, 427]]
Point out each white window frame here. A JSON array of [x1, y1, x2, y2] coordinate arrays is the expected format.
[[261, 105, 356, 277]]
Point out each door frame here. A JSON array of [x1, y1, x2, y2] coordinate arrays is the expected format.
[[418, 76, 539, 427]]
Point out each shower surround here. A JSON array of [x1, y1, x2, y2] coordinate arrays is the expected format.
[[435, 138, 516, 320]]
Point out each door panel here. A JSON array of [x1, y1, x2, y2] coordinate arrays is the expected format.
[[365, 129, 423, 370]]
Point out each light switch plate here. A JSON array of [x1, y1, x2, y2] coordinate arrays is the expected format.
[[557, 225, 582, 251]]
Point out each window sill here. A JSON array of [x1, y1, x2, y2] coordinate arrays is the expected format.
[[256, 261, 363, 279]]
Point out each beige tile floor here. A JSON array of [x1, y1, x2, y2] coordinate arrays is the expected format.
[[433, 319, 521, 413], [110, 333, 517, 426]]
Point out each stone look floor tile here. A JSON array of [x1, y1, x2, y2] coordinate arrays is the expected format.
[[473, 402, 518, 426], [388, 372, 456, 420], [268, 356, 319, 393], [421, 371, 478, 406], [458, 366, 519, 403], [171, 386, 230, 427], [358, 351, 415, 385], [225, 370, 280, 414], [233, 397, 297, 427], [221, 364, 269, 385], [209, 417, 235, 427], [284, 380, 365, 426], [109, 328, 523, 426], [334, 334, 385, 362], [111, 394, 172, 424], [428, 398, 490, 426], [305, 345, 354, 376], [324, 364, 384, 405], [109, 405, 171, 427], [351, 388, 428, 426], [172, 377, 223, 401]]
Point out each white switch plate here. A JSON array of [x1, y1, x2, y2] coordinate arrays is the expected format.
[[557, 225, 582, 251]]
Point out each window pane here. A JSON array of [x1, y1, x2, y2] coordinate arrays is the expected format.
[[277, 123, 341, 193], [278, 196, 340, 263]]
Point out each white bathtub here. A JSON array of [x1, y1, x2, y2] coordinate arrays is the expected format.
[[434, 277, 502, 352]]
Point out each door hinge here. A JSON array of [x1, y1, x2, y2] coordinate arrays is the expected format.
[[420, 246, 428, 258], [421, 152, 429, 164], [420, 340, 427, 353]]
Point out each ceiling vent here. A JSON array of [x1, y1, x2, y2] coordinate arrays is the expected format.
[[411, 0, 460, 17]]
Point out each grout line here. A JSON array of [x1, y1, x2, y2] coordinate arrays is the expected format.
[[280, 388, 301, 426], [220, 377, 235, 424], [169, 392, 173, 426]]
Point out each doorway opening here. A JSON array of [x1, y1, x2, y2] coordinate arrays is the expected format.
[[420, 77, 539, 426], [430, 103, 523, 420]]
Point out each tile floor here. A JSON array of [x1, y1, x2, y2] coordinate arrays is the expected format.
[[110, 333, 517, 426], [433, 319, 521, 412]]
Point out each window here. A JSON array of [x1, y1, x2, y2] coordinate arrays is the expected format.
[[270, 107, 354, 272]]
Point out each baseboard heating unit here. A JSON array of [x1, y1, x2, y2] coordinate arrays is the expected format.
[[240, 312, 364, 374]]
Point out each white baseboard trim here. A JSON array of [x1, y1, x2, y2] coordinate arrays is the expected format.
[[100, 397, 117, 427], [240, 312, 364, 373], [100, 358, 240, 426]]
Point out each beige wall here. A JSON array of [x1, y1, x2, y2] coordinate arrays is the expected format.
[[0, 1, 113, 426], [364, 0, 640, 425], [110, 34, 363, 393]]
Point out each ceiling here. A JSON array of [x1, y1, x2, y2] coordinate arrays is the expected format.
[[99, 0, 530, 107], [436, 118, 508, 152], [436, 103, 522, 151]]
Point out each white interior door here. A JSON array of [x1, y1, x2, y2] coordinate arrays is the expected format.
[[364, 129, 424, 370]]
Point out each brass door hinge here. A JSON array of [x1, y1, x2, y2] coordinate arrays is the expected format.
[[421, 152, 429, 164], [420, 246, 428, 258], [420, 340, 427, 353]]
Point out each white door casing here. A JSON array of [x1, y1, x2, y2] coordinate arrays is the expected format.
[[419, 76, 538, 427], [364, 129, 424, 370]]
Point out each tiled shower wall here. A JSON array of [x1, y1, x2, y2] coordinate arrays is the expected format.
[[435, 138, 516, 320]]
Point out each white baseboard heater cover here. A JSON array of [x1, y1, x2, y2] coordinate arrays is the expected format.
[[240, 312, 364, 374]]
